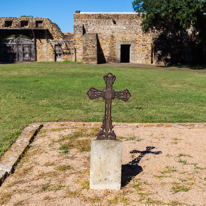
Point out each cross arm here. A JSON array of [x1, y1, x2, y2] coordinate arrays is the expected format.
[[115, 89, 131, 101], [87, 87, 103, 99]]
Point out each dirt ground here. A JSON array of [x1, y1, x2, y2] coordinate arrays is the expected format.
[[0, 124, 206, 206]]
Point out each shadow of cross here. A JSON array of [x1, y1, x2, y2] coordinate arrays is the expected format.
[[87, 73, 131, 140], [121, 146, 162, 187], [130, 146, 162, 165]]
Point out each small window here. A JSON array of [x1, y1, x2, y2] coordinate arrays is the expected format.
[[36, 21, 43, 27], [5, 21, 12, 27], [21, 21, 29, 27]]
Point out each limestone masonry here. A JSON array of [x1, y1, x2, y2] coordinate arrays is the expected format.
[[0, 17, 73, 62], [0, 12, 199, 65], [74, 12, 153, 64]]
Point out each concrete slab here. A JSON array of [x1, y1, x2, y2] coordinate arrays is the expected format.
[[90, 139, 122, 190]]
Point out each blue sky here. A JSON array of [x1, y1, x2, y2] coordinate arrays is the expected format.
[[1, 0, 134, 32]]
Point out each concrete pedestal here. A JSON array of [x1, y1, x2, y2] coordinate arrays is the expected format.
[[90, 139, 122, 190]]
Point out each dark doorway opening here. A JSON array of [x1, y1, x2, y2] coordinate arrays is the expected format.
[[121, 44, 130, 63]]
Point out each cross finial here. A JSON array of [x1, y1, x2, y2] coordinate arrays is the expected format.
[[87, 73, 131, 140]]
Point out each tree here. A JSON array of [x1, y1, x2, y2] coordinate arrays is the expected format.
[[132, 0, 206, 32], [132, 0, 206, 63]]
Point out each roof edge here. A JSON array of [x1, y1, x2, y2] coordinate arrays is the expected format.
[[74, 12, 139, 14]]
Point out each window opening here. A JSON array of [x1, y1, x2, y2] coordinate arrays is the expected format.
[[5, 21, 12, 27], [36, 21, 43, 28], [83, 25, 86, 35], [21, 21, 29, 27]]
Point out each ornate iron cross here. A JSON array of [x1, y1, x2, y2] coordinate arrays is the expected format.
[[87, 73, 131, 140]]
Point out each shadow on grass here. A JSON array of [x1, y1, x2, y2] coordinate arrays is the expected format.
[[121, 146, 162, 187], [158, 64, 206, 70], [0, 61, 16, 64]]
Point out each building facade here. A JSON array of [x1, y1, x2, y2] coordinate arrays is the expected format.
[[73, 12, 154, 65], [0, 17, 74, 62], [1, 13, 195, 65]]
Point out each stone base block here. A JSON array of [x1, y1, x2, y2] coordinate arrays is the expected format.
[[90, 139, 122, 190]]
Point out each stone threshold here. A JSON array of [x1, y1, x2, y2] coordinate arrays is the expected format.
[[1, 121, 206, 186]]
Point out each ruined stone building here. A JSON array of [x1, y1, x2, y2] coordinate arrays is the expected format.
[[0, 13, 201, 65], [0, 17, 73, 62], [73, 12, 204, 65], [73, 12, 153, 65], [0, 13, 155, 64]]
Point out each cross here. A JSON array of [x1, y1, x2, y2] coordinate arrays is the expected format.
[[87, 73, 131, 140]]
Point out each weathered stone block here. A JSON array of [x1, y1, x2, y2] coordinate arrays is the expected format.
[[90, 139, 122, 190], [0, 170, 7, 184]]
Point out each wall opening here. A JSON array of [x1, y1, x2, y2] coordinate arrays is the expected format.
[[5, 21, 12, 27], [55, 45, 62, 61], [83, 25, 86, 35], [21, 21, 29, 27], [121, 44, 130, 63], [36, 21, 43, 28]]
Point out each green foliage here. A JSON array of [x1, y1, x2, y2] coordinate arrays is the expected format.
[[133, 0, 206, 63], [171, 182, 191, 193], [81, 180, 90, 189], [20, 15, 33, 18], [31, 61, 83, 64], [132, 0, 206, 32], [55, 165, 72, 171], [4, 34, 30, 39]]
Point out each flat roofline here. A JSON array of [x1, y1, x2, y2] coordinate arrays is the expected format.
[[0, 28, 48, 30], [75, 12, 138, 14], [0, 17, 48, 18]]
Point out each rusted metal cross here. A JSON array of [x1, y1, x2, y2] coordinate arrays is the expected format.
[[87, 73, 131, 140]]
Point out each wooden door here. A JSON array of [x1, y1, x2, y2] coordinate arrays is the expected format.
[[18, 45, 23, 61], [23, 45, 31, 61], [0, 37, 35, 62], [55, 45, 62, 61]]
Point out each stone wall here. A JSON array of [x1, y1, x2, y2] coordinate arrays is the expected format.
[[73, 34, 84, 62], [83, 33, 97, 64], [0, 17, 74, 62], [73, 13, 153, 64], [0, 17, 64, 40]]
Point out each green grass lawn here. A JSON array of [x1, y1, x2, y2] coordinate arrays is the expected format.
[[0, 64, 206, 157], [30, 60, 83, 64]]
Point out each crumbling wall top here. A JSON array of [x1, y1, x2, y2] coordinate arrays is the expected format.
[[0, 17, 65, 40]]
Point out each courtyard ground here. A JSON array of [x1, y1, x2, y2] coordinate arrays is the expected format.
[[0, 123, 205, 206]]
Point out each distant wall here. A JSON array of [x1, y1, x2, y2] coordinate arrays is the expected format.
[[73, 13, 153, 64]]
